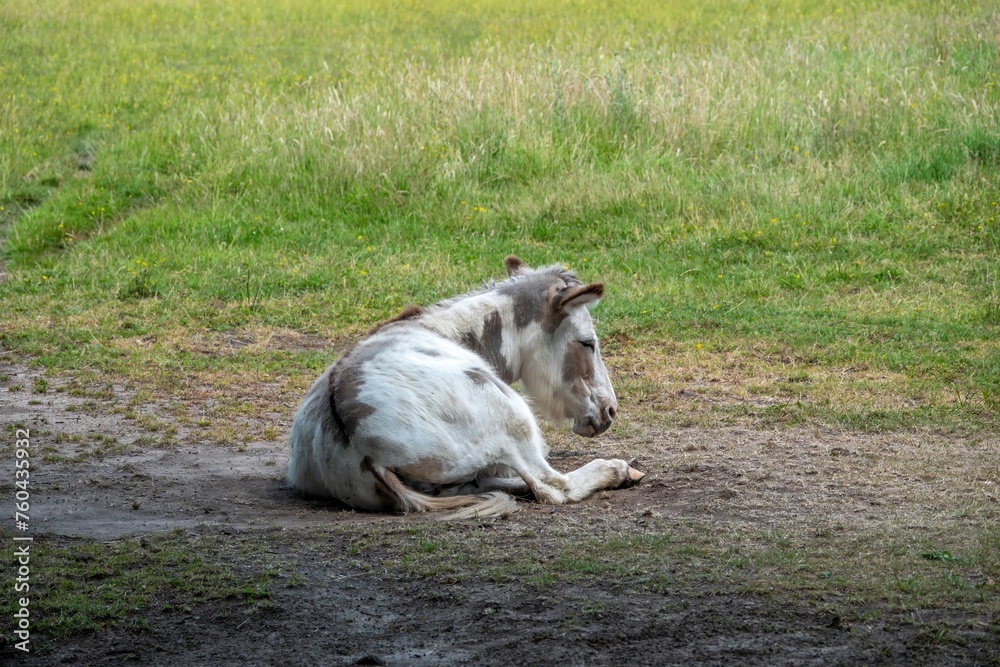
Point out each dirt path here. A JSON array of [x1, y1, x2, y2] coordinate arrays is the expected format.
[[12, 572, 953, 667], [2, 361, 998, 665], [5, 359, 994, 541], [0, 363, 366, 540]]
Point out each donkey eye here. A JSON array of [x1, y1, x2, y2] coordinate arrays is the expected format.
[[579, 340, 596, 351]]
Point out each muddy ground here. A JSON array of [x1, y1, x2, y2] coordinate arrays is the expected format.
[[1, 361, 998, 666]]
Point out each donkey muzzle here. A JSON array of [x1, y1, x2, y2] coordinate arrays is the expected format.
[[573, 413, 614, 438]]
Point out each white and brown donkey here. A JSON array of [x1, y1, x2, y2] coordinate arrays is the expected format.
[[287, 256, 644, 518]]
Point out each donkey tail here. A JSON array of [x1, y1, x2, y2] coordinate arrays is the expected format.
[[440, 492, 520, 521], [365, 459, 519, 519]]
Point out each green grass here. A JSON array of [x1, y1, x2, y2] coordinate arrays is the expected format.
[[1, 0, 999, 431], [0, 530, 277, 639], [327, 517, 1000, 616]]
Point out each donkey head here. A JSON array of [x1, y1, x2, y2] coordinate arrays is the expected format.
[[501, 256, 618, 437]]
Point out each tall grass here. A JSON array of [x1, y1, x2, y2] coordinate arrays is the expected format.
[[1, 0, 998, 428]]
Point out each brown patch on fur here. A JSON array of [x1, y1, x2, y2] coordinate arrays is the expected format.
[[459, 311, 514, 383], [563, 341, 596, 397], [326, 368, 350, 446], [459, 331, 478, 361], [369, 304, 424, 334], [499, 275, 550, 330], [464, 368, 491, 385], [464, 368, 511, 395], [541, 284, 571, 333], [331, 364, 376, 442], [330, 337, 398, 442], [396, 457, 446, 484], [499, 273, 588, 333]]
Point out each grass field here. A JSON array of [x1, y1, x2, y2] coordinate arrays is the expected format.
[[2, 0, 998, 432], [1, 0, 999, 661]]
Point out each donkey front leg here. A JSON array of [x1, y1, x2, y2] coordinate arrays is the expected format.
[[562, 459, 645, 502], [510, 438, 644, 505]]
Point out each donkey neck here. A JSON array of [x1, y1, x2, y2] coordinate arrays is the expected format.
[[419, 292, 523, 384]]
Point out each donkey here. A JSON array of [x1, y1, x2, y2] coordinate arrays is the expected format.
[[287, 255, 644, 518]]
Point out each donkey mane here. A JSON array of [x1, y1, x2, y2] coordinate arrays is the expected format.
[[369, 303, 425, 334], [369, 265, 583, 334], [429, 264, 582, 311]]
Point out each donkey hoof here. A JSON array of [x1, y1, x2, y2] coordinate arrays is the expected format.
[[615, 464, 645, 488]]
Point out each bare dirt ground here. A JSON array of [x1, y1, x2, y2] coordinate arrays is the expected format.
[[1, 361, 998, 666]]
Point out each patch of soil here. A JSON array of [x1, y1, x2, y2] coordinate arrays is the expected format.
[[1, 362, 998, 665], [8, 531, 996, 667], [0, 363, 366, 540]]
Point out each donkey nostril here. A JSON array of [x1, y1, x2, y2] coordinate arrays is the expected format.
[[607, 405, 617, 421]]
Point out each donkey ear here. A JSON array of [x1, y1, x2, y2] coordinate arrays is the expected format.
[[504, 255, 531, 277], [554, 283, 604, 313]]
